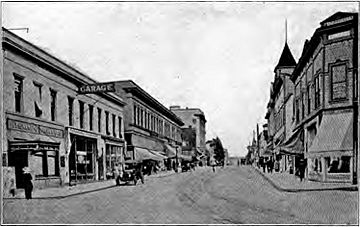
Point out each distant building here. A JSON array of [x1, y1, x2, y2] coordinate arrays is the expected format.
[[170, 106, 207, 165], [113, 81, 184, 167]]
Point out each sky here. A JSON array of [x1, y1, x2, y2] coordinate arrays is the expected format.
[[2, 2, 358, 157]]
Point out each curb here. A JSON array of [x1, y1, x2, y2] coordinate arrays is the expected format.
[[252, 166, 358, 193], [3, 171, 177, 200]]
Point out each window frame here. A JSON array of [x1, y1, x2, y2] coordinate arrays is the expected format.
[[330, 62, 348, 102], [14, 74, 24, 113], [50, 88, 57, 122], [68, 96, 74, 126]]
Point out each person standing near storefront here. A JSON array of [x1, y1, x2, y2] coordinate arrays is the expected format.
[[298, 158, 307, 182], [22, 167, 33, 200]]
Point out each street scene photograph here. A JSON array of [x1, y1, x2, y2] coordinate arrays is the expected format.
[[1, 1, 359, 225]]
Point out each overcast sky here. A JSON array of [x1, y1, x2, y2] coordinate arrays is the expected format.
[[2, 2, 358, 157]]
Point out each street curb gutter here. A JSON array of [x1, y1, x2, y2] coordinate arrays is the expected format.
[[3, 171, 177, 200], [252, 166, 358, 193]]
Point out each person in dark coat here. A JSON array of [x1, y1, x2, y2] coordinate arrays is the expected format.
[[298, 158, 307, 182], [23, 167, 33, 200], [135, 163, 144, 184]]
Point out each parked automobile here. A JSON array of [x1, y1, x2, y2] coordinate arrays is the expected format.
[[119, 160, 144, 185]]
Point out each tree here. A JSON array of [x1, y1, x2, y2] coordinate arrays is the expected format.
[[213, 137, 225, 166]]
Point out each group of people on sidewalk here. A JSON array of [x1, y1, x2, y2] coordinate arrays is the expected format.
[[257, 157, 307, 182]]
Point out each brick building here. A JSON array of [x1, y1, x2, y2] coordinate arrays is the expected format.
[[290, 12, 358, 182], [113, 80, 183, 168], [170, 106, 207, 165], [2, 28, 126, 190]]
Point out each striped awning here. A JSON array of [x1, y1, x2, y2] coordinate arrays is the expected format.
[[308, 111, 353, 153]]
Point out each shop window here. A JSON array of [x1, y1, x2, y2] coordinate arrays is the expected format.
[[32, 150, 59, 177], [327, 156, 350, 173], [331, 64, 347, 101], [79, 101, 85, 129], [50, 89, 57, 121], [68, 96, 74, 126]]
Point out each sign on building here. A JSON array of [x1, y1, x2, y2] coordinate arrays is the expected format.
[[78, 82, 115, 94]]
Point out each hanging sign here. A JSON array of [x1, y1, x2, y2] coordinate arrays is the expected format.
[[78, 82, 115, 94]]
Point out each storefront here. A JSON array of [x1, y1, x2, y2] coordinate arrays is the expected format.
[[69, 134, 97, 184], [104, 138, 125, 179], [307, 111, 353, 182], [279, 129, 304, 174]]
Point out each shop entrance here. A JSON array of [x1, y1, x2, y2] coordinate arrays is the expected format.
[[8, 150, 28, 188], [69, 134, 97, 184]]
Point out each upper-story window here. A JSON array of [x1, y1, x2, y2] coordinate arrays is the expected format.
[[118, 116, 122, 138], [301, 92, 306, 119], [50, 89, 57, 121], [295, 99, 300, 123], [79, 101, 85, 129], [112, 114, 116, 137], [133, 105, 137, 125], [98, 108, 102, 133], [68, 96, 74, 126], [14, 75, 24, 113], [328, 30, 350, 40], [331, 64, 347, 101], [34, 82, 43, 118], [89, 105, 94, 131], [105, 111, 110, 135], [307, 84, 311, 115], [315, 76, 321, 109]]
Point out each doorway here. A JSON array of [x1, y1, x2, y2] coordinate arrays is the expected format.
[[8, 151, 28, 188]]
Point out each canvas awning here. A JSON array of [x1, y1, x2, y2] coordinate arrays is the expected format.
[[279, 128, 304, 155], [148, 149, 167, 160], [308, 111, 353, 154], [164, 144, 177, 158], [134, 147, 164, 161]]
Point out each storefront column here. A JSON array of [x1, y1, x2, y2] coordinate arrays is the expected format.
[[321, 157, 327, 181]]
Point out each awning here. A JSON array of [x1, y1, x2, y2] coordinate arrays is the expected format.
[[148, 149, 167, 160], [308, 112, 353, 153], [279, 128, 304, 155], [164, 144, 177, 158], [134, 147, 165, 161]]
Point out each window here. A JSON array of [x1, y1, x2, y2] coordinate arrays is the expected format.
[[295, 99, 300, 123], [133, 105, 137, 125], [105, 111, 110, 135], [331, 64, 347, 100], [112, 114, 116, 136], [89, 105, 94, 131], [50, 89, 57, 121], [68, 97, 74, 126], [79, 101, 85, 129], [118, 116, 122, 138], [327, 156, 351, 173], [301, 92, 305, 119], [307, 85, 311, 115], [34, 82, 43, 118], [315, 76, 321, 109], [33, 150, 59, 177], [14, 76, 23, 113], [98, 108, 102, 133]]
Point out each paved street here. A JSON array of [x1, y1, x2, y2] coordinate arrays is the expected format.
[[3, 166, 358, 224]]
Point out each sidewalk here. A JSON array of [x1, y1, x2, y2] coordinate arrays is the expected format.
[[253, 166, 358, 192], [4, 170, 177, 200]]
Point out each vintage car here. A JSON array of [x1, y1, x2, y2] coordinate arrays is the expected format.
[[119, 160, 144, 185]]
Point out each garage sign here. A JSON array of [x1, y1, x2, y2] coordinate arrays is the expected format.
[[78, 82, 115, 94]]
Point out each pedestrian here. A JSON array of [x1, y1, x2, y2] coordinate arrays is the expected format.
[[262, 159, 267, 173], [298, 158, 306, 182], [22, 167, 33, 200], [113, 165, 120, 186], [135, 162, 145, 184]]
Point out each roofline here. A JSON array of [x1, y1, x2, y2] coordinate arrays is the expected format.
[[291, 12, 358, 82], [114, 80, 184, 126], [2, 27, 126, 107]]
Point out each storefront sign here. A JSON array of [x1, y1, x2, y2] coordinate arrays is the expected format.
[[78, 82, 115, 94], [324, 16, 353, 27], [7, 119, 64, 138]]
